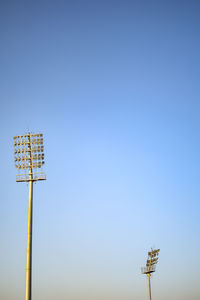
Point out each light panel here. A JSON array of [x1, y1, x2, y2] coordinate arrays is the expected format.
[[14, 133, 45, 172], [142, 248, 160, 275], [148, 249, 160, 256]]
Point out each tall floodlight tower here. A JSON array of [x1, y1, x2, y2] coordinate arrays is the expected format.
[[141, 248, 160, 300], [13, 133, 46, 300]]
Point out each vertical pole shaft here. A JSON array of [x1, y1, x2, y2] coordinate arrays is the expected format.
[[26, 134, 33, 300], [148, 274, 151, 300], [25, 179, 33, 300]]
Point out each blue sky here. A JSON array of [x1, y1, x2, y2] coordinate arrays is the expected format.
[[1, 1, 200, 299]]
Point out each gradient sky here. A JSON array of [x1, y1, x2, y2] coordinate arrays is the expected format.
[[1, 1, 200, 300]]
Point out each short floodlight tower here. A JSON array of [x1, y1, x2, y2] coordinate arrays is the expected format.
[[141, 248, 160, 300], [13, 133, 46, 300]]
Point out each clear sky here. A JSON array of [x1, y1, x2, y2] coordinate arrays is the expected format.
[[1, 1, 200, 300]]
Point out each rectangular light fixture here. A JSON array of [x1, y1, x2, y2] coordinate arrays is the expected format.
[[13, 133, 46, 182]]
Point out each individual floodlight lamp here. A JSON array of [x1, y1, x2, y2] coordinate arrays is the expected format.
[[141, 248, 160, 300], [13, 133, 46, 300]]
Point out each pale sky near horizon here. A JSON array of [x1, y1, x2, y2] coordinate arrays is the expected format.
[[1, 1, 200, 300]]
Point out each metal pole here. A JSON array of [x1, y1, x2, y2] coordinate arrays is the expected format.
[[25, 179, 33, 300], [148, 274, 151, 300], [25, 135, 33, 300]]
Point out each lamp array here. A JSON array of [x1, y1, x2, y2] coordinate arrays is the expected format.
[[14, 133, 45, 170], [146, 249, 160, 269], [141, 248, 160, 275], [146, 257, 159, 267]]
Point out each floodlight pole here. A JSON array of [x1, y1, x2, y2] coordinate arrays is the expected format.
[[141, 249, 160, 300], [14, 132, 46, 300], [26, 134, 33, 300]]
